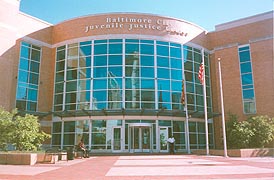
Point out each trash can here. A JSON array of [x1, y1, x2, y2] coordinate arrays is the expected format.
[[67, 147, 74, 160]]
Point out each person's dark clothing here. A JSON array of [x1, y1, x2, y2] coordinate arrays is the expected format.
[[78, 141, 89, 158]]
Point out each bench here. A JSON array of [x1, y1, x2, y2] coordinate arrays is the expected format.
[[73, 145, 89, 158], [44, 148, 68, 164]]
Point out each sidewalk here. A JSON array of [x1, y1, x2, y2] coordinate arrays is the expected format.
[[0, 155, 273, 180]]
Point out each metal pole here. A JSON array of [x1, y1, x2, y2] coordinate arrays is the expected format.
[[202, 49, 209, 155], [184, 79, 191, 154], [218, 58, 228, 157], [182, 48, 190, 154]]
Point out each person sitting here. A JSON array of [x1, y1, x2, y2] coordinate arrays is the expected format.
[[78, 139, 89, 158]]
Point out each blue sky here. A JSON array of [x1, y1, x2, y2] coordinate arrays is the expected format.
[[20, 0, 272, 31]]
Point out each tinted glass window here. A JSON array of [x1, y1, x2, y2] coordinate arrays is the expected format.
[[125, 44, 139, 54], [109, 44, 122, 54], [19, 58, 29, 70], [241, 74, 253, 85], [157, 57, 169, 67], [239, 51, 251, 62], [157, 68, 170, 79], [53, 40, 212, 112], [240, 62, 252, 73], [108, 55, 122, 65], [94, 56, 107, 66], [157, 45, 169, 56], [140, 44, 154, 55], [171, 58, 182, 69], [17, 42, 41, 111], [141, 55, 154, 66], [170, 47, 181, 58], [141, 67, 154, 78], [80, 45, 91, 56], [20, 46, 30, 59], [94, 44, 107, 55]]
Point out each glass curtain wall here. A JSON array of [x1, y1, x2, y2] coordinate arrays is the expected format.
[[183, 46, 212, 112], [52, 39, 213, 150], [54, 39, 212, 112], [16, 42, 41, 111]]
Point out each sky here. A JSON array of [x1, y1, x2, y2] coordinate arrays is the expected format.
[[20, 0, 273, 31]]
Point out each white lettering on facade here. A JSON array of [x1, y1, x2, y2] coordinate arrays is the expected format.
[[85, 16, 188, 37]]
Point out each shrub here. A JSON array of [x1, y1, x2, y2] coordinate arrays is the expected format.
[[0, 107, 51, 151], [247, 116, 274, 148], [226, 114, 274, 149], [226, 114, 254, 148]]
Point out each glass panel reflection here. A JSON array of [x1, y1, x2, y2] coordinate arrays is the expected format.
[[140, 55, 154, 66], [94, 44, 107, 55], [53, 40, 212, 112], [140, 44, 154, 55], [109, 55, 122, 65], [109, 44, 122, 54], [125, 43, 139, 54], [79, 45, 91, 56], [16, 42, 41, 111]]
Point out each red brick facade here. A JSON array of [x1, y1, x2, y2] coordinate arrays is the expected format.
[[0, 0, 273, 149]]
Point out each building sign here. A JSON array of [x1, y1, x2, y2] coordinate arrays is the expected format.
[[84, 16, 188, 37]]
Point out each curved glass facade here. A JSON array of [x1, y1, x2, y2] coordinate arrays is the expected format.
[[52, 38, 213, 152], [54, 39, 212, 112]]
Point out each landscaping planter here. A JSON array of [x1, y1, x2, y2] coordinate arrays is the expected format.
[[192, 148, 274, 157], [0, 152, 45, 165]]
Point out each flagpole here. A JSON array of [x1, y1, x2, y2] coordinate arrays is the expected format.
[[182, 48, 190, 154], [202, 48, 210, 155], [218, 58, 228, 157], [183, 79, 191, 154]]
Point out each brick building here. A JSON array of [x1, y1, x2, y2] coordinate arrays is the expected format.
[[0, 0, 273, 152]]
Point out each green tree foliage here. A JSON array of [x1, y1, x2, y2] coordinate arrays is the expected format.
[[226, 114, 253, 148], [226, 114, 274, 149], [0, 108, 51, 151], [0, 108, 15, 150], [247, 116, 274, 148]]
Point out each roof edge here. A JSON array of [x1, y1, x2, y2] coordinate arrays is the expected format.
[[215, 11, 273, 31], [19, 11, 53, 26]]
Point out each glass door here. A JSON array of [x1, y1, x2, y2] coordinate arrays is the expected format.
[[112, 127, 122, 152], [142, 127, 151, 152], [132, 127, 140, 151], [129, 124, 152, 153], [159, 127, 169, 152]]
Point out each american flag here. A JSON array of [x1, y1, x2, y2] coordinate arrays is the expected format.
[[198, 63, 204, 84], [181, 80, 185, 105]]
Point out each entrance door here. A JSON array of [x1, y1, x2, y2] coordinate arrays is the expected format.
[[159, 127, 169, 153], [129, 124, 152, 153], [112, 127, 122, 152]]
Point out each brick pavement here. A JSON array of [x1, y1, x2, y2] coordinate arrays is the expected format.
[[0, 155, 273, 180]]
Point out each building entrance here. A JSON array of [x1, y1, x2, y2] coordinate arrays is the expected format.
[[112, 127, 122, 152], [129, 123, 152, 153], [159, 127, 169, 153]]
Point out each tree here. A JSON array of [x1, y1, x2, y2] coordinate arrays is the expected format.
[[0, 108, 15, 150], [226, 114, 274, 149], [0, 108, 51, 151], [247, 116, 274, 148], [226, 114, 254, 149]]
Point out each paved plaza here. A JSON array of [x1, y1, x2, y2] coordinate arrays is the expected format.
[[0, 155, 273, 180]]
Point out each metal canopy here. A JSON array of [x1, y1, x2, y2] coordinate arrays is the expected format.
[[17, 109, 220, 119]]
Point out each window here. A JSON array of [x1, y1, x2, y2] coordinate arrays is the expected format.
[[238, 45, 256, 114], [53, 40, 212, 112], [16, 42, 41, 111]]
